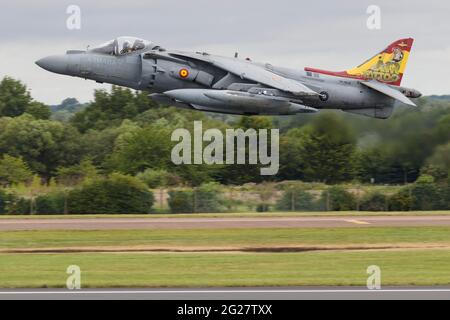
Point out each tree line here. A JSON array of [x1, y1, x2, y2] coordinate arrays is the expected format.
[[0, 76, 449, 213]]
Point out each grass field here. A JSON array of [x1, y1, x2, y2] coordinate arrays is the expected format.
[[1, 226, 450, 288], [1, 250, 449, 288], [2, 227, 450, 250], [0, 211, 449, 219]]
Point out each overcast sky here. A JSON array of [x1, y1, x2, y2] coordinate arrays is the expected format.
[[0, 0, 449, 105]]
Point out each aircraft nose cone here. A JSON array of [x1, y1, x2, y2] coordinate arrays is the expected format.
[[36, 55, 69, 74]]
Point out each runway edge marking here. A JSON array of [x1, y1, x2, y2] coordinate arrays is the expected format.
[[345, 219, 371, 225]]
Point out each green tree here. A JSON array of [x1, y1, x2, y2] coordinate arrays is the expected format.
[[321, 186, 357, 211], [422, 143, 450, 181], [388, 190, 414, 211], [360, 193, 388, 212], [0, 190, 8, 214], [0, 77, 32, 117], [108, 123, 174, 175], [136, 169, 181, 189], [80, 122, 137, 168], [25, 102, 51, 120], [410, 175, 443, 210], [71, 86, 158, 132], [0, 155, 33, 186], [68, 173, 154, 214], [356, 148, 392, 184], [301, 113, 356, 183], [35, 192, 66, 215], [436, 114, 450, 145], [0, 115, 82, 179], [56, 159, 99, 186], [276, 98, 450, 185], [217, 116, 274, 184], [5, 194, 31, 215], [168, 183, 224, 214], [238, 116, 273, 130], [278, 128, 308, 181]]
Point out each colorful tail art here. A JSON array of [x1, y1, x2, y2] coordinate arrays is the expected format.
[[305, 38, 414, 86]]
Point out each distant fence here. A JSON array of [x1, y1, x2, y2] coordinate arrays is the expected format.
[[2, 182, 449, 215], [155, 183, 450, 213]]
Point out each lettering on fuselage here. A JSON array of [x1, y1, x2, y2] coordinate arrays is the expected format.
[[339, 80, 353, 86], [88, 56, 119, 67]]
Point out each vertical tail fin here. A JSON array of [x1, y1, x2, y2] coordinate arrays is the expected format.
[[305, 38, 414, 86], [346, 38, 414, 86]]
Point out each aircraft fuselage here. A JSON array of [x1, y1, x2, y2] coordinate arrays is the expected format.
[[36, 39, 422, 118]]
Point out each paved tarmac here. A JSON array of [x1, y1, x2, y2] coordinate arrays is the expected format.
[[1, 216, 450, 231], [1, 287, 450, 300]]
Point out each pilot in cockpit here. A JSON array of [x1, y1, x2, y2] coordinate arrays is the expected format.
[[132, 39, 146, 51], [90, 37, 155, 56], [120, 41, 132, 55]]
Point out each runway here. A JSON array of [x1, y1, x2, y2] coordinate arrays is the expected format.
[[1, 215, 450, 231], [1, 287, 450, 300]]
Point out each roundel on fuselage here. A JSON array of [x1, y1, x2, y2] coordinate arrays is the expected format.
[[179, 69, 190, 79], [319, 91, 329, 102]]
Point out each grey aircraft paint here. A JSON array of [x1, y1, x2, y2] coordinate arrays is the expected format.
[[36, 36, 422, 119]]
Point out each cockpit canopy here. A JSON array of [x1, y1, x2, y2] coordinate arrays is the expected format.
[[90, 37, 156, 56]]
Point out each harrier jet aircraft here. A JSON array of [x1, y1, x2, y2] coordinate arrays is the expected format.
[[37, 37, 421, 119]]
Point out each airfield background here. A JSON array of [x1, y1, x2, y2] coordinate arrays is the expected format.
[[0, 56, 449, 295], [0, 79, 448, 214]]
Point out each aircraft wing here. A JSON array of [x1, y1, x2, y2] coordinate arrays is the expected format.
[[361, 81, 417, 107], [171, 52, 318, 96]]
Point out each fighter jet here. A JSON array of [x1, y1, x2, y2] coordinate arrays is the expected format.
[[36, 36, 421, 119]]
